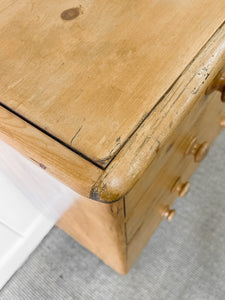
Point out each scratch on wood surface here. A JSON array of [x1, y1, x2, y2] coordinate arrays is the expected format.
[[137, 135, 160, 155], [191, 67, 211, 95], [96, 138, 122, 166], [96, 155, 112, 166], [70, 126, 82, 146], [30, 157, 47, 170]]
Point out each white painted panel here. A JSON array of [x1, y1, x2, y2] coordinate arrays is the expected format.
[[0, 213, 53, 290], [0, 139, 80, 289], [0, 223, 21, 260], [0, 170, 40, 235], [0, 139, 77, 222]]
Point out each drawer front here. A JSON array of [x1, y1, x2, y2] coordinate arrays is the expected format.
[[125, 79, 225, 268], [125, 67, 225, 216]]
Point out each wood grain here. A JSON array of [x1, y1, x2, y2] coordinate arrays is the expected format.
[[91, 24, 225, 202], [58, 89, 225, 273], [126, 91, 225, 246], [0, 106, 102, 198], [0, 0, 224, 166], [57, 196, 127, 274], [0, 5, 224, 273]]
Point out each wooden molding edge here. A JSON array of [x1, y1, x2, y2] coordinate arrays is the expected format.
[[0, 24, 224, 204], [0, 106, 102, 199], [90, 22, 225, 202]]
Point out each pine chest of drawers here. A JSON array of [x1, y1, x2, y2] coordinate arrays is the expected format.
[[0, 1, 225, 274]]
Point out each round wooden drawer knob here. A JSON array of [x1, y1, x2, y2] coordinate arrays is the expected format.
[[162, 206, 176, 221], [186, 137, 209, 163], [220, 117, 225, 127], [206, 69, 225, 102], [172, 178, 190, 197]]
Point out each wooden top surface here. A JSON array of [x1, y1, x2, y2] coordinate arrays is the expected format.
[[0, 0, 225, 168]]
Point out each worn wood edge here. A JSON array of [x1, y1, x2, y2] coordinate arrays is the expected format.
[[90, 23, 225, 202], [3, 0, 224, 168], [0, 106, 103, 199], [1, 24, 224, 204]]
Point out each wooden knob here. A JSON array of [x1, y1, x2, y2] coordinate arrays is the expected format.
[[172, 177, 190, 197], [186, 137, 209, 162], [206, 69, 225, 102], [162, 206, 176, 221], [220, 117, 225, 127]]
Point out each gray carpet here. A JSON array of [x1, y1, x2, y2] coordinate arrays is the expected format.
[[1, 131, 225, 300]]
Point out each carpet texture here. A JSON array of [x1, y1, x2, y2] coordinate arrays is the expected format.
[[0, 131, 225, 300]]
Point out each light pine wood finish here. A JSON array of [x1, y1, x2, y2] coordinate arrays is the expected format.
[[58, 196, 127, 274], [91, 25, 225, 203], [0, 107, 102, 198], [0, 0, 225, 167], [58, 26, 225, 273], [0, 1, 225, 274], [58, 89, 225, 274], [126, 92, 225, 270]]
